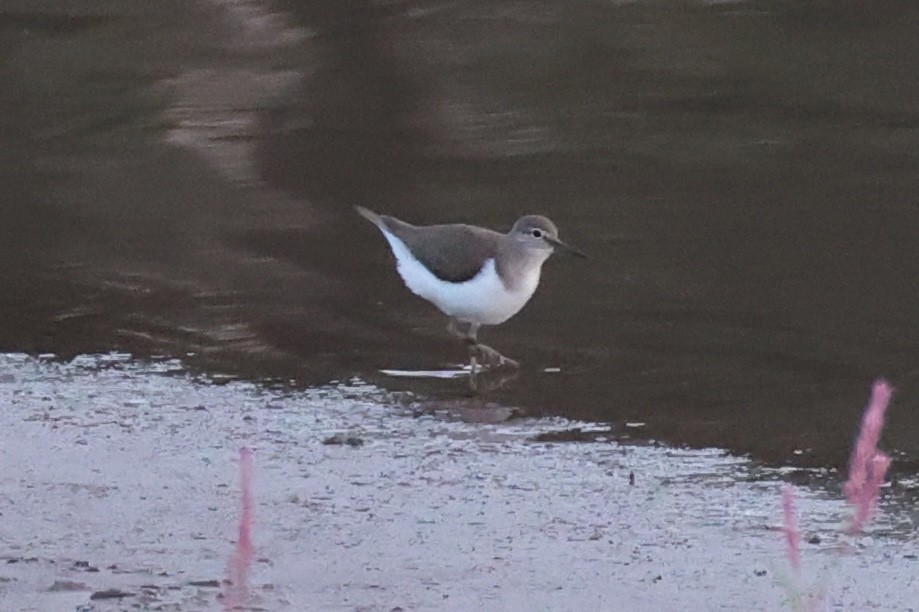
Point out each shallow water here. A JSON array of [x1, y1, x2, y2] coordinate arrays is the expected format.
[[0, 354, 917, 610], [2, 2, 919, 474]]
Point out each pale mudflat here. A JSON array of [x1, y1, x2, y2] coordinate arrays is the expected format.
[[0, 354, 916, 611]]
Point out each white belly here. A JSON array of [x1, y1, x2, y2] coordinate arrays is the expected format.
[[380, 230, 540, 325]]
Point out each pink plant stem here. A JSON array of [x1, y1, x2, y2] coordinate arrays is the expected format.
[[223, 447, 254, 610], [843, 380, 893, 535], [781, 485, 801, 575]]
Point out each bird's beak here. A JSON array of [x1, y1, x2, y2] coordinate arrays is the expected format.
[[544, 235, 588, 258]]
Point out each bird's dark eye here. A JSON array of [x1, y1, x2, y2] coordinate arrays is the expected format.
[[531, 229, 543, 238]]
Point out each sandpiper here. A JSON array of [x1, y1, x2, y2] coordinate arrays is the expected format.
[[356, 206, 586, 377]]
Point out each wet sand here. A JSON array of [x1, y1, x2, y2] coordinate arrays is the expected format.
[[1, 354, 916, 610]]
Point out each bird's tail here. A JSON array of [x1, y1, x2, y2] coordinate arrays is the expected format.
[[355, 206, 385, 229]]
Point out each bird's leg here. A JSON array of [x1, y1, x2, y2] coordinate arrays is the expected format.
[[468, 356, 478, 392], [448, 319, 480, 377], [447, 318, 469, 341], [466, 322, 480, 343], [467, 322, 481, 377]]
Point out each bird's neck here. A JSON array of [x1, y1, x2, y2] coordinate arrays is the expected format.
[[495, 246, 551, 292]]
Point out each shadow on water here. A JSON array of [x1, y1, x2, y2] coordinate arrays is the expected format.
[[2, 0, 919, 469]]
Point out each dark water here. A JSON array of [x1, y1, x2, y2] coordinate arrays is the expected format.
[[2, 0, 919, 468]]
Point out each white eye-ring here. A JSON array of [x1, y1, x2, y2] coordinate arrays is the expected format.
[[531, 229, 543, 238]]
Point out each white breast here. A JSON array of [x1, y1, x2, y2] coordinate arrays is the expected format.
[[379, 229, 541, 325]]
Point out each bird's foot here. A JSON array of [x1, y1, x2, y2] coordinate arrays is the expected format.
[[472, 343, 519, 369], [465, 346, 520, 393]]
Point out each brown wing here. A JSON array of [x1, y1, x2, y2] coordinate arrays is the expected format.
[[380, 216, 501, 283]]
